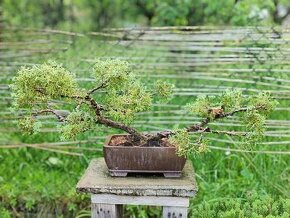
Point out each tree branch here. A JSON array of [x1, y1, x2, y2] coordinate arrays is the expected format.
[[149, 105, 263, 141], [87, 82, 108, 95], [206, 129, 246, 137], [81, 93, 146, 142], [33, 109, 65, 122], [84, 95, 104, 116], [35, 89, 145, 141], [186, 106, 264, 133], [219, 107, 249, 118]]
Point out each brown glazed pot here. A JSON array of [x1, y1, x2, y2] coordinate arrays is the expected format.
[[103, 134, 186, 178]]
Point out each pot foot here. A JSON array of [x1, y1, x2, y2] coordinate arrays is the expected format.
[[109, 171, 128, 177], [163, 172, 182, 178]]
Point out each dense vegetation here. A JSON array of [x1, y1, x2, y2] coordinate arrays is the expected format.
[[1, 1, 290, 218], [1, 0, 290, 31]]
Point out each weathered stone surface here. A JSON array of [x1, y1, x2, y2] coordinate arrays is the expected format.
[[76, 158, 197, 197]]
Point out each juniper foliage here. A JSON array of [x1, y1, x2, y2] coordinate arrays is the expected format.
[[11, 60, 277, 156], [11, 60, 171, 140], [172, 90, 277, 157], [11, 61, 79, 108]]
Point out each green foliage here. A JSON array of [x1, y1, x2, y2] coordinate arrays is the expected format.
[[243, 111, 266, 145], [92, 59, 153, 123], [154, 80, 174, 101], [12, 59, 172, 138], [250, 92, 278, 115], [182, 90, 277, 155], [18, 116, 42, 135], [170, 129, 209, 157], [0, 205, 11, 218], [187, 89, 277, 121], [186, 95, 211, 118], [242, 92, 278, 145], [2, 0, 289, 31], [0, 148, 94, 217], [169, 128, 191, 156], [191, 195, 290, 218], [105, 82, 152, 123], [124, 205, 161, 218], [93, 59, 131, 90], [12, 62, 276, 153], [60, 110, 95, 141], [187, 90, 247, 118], [220, 90, 243, 111], [11, 61, 78, 108]]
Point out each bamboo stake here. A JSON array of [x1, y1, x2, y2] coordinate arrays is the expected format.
[[208, 145, 290, 155]]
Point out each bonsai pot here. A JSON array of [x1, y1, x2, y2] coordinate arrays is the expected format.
[[103, 134, 186, 178]]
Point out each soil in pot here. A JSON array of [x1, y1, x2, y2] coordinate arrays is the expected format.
[[109, 134, 174, 147]]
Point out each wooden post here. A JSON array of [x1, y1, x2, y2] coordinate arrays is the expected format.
[[92, 203, 123, 218], [91, 194, 189, 218], [163, 206, 188, 218]]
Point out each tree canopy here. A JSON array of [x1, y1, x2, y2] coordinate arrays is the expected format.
[[11, 60, 277, 157]]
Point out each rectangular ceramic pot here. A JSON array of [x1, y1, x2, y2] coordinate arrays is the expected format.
[[103, 134, 186, 178]]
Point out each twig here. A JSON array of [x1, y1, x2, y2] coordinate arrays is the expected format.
[[209, 129, 246, 136], [33, 109, 65, 122], [87, 83, 108, 95]]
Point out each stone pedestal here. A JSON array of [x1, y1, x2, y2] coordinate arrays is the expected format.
[[76, 158, 197, 218]]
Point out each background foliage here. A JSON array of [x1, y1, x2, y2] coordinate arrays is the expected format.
[[1, 0, 290, 31]]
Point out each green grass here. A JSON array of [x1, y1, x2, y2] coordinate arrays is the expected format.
[[0, 148, 93, 217]]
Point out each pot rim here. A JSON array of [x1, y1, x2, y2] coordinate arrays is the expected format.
[[104, 134, 177, 149]]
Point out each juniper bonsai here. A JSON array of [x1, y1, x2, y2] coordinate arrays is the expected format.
[[11, 60, 277, 156]]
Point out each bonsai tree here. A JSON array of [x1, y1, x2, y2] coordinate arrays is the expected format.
[[11, 60, 277, 157]]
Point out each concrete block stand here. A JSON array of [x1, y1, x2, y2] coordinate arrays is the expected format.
[[76, 158, 197, 218]]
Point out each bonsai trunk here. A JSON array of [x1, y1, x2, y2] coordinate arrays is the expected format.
[[97, 116, 147, 142]]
